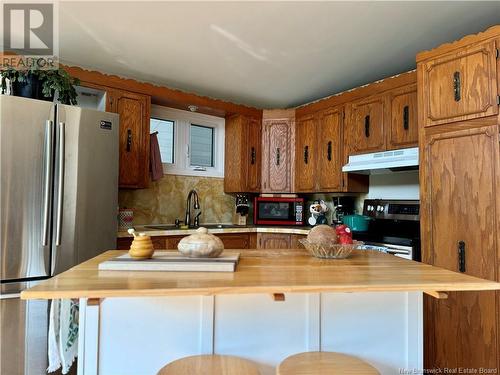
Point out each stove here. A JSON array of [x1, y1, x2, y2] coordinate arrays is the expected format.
[[353, 199, 420, 261]]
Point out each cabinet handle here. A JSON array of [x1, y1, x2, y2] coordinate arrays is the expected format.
[[458, 241, 466, 273], [403, 105, 409, 130], [453, 71, 461, 102], [251, 147, 256, 165], [364, 115, 370, 138], [126, 129, 132, 152], [327, 141, 332, 161], [276, 148, 280, 166], [304, 145, 309, 164]]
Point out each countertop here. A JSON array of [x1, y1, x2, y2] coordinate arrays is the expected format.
[[117, 225, 311, 238], [21, 250, 500, 300]]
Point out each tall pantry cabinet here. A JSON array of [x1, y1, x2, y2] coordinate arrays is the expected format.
[[417, 26, 500, 370]]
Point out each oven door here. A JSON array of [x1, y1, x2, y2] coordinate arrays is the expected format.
[[254, 199, 302, 225]]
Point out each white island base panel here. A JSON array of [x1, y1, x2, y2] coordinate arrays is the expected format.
[[77, 292, 423, 375]]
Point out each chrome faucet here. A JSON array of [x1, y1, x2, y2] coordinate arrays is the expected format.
[[185, 189, 200, 228]]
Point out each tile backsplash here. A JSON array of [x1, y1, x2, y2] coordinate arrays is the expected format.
[[119, 175, 234, 225]]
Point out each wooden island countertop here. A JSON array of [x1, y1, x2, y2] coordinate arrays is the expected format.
[[21, 249, 500, 300]]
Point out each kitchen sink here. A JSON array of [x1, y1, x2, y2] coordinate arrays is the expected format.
[[144, 224, 179, 230], [144, 224, 244, 230], [202, 224, 244, 229]]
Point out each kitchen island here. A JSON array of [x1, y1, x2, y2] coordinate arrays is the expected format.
[[22, 249, 500, 375]]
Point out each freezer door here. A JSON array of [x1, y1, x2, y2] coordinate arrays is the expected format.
[[52, 104, 119, 274], [1, 283, 49, 375], [1, 95, 54, 281]]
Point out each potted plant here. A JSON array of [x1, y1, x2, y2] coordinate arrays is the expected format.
[[1, 67, 80, 105]]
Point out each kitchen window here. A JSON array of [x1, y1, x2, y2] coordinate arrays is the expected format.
[[150, 105, 224, 177]]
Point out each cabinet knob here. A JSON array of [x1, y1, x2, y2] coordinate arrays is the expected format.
[[453, 71, 461, 102], [364, 115, 370, 138], [458, 240, 466, 273], [403, 105, 409, 130], [126, 129, 132, 152]]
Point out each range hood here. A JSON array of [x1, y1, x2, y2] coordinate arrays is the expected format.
[[342, 147, 419, 175]]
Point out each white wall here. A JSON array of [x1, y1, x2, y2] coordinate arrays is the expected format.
[[367, 171, 420, 200]]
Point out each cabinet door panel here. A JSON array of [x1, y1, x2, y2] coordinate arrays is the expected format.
[[112, 91, 150, 188], [388, 85, 418, 149], [318, 108, 342, 191], [422, 124, 500, 369], [224, 115, 245, 192], [246, 118, 261, 192], [217, 234, 250, 249], [295, 115, 317, 192], [348, 96, 386, 155], [421, 40, 498, 127], [263, 121, 291, 192], [257, 233, 291, 249]]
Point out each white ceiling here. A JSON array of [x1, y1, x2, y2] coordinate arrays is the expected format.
[[59, 1, 500, 109]]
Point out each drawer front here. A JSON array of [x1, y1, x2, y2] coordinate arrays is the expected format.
[[217, 234, 250, 249], [420, 40, 498, 127]]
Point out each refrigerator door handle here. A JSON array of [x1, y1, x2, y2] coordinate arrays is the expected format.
[[55, 122, 65, 246], [42, 120, 54, 246]]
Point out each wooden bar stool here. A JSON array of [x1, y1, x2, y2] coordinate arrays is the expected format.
[[277, 352, 380, 375], [157, 354, 261, 375]]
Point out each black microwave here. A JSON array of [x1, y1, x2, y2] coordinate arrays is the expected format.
[[254, 197, 304, 226]]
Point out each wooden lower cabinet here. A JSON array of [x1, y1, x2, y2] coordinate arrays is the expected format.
[[420, 121, 500, 370], [256, 233, 306, 250]]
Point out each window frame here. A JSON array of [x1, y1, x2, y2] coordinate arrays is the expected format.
[[150, 105, 225, 178]]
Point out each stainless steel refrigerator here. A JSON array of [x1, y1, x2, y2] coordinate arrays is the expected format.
[[0, 95, 119, 375]]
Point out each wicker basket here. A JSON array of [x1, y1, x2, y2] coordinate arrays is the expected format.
[[299, 239, 364, 259]]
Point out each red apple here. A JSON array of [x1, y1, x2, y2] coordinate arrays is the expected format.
[[335, 224, 352, 237], [338, 234, 353, 245]]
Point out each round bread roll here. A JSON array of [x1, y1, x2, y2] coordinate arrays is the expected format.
[[307, 225, 338, 244]]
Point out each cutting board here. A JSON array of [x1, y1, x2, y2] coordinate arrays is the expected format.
[[98, 251, 240, 272]]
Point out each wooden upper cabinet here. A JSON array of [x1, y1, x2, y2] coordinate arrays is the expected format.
[[295, 114, 317, 192], [246, 117, 262, 192], [347, 94, 386, 155], [317, 108, 343, 191], [421, 124, 500, 370], [108, 89, 151, 189], [419, 40, 498, 127], [262, 119, 293, 193], [387, 84, 418, 149], [224, 114, 261, 193]]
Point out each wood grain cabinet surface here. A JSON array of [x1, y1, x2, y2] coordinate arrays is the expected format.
[[421, 123, 500, 371], [419, 40, 499, 127], [387, 84, 418, 149], [418, 28, 500, 371], [82, 83, 151, 189], [295, 114, 317, 192], [224, 114, 262, 193], [317, 108, 343, 192], [346, 94, 387, 155], [261, 118, 294, 193]]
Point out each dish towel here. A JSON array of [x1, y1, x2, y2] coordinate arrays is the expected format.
[[150, 132, 163, 181], [48, 299, 79, 374]]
